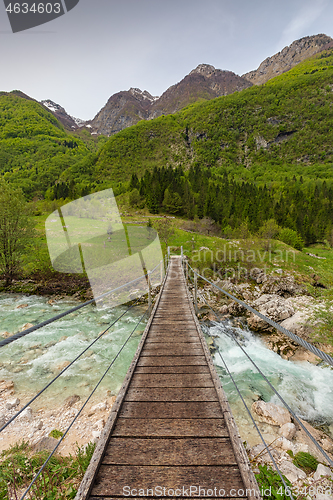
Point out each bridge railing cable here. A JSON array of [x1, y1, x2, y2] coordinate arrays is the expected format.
[[0, 297, 140, 434], [191, 275, 333, 469], [19, 306, 149, 500], [0, 266, 161, 349], [185, 261, 333, 368], [0, 259, 166, 432]]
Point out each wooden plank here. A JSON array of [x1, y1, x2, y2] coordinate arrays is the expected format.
[[91, 465, 246, 497], [103, 438, 237, 466], [130, 373, 214, 388], [119, 401, 224, 419], [134, 365, 210, 374], [137, 356, 207, 366], [145, 336, 199, 343], [112, 418, 229, 437], [125, 387, 218, 401], [141, 346, 204, 356]]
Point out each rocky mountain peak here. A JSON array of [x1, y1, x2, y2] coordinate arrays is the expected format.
[[129, 88, 158, 102], [41, 99, 80, 129], [243, 33, 333, 85], [189, 64, 217, 77]]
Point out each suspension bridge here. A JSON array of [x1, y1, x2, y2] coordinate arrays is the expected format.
[[1, 252, 333, 500]]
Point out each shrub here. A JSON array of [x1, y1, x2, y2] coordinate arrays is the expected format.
[[255, 464, 292, 500], [278, 227, 304, 250], [292, 451, 318, 473]]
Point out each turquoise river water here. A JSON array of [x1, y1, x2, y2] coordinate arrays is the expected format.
[[0, 293, 332, 439]]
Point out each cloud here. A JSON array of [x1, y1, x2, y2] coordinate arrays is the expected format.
[[278, 0, 328, 49]]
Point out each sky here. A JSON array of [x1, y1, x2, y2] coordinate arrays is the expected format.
[[1, 0, 333, 120]]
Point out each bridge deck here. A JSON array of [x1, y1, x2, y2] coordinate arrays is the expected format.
[[76, 257, 260, 500]]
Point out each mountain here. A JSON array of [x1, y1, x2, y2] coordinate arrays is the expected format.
[[242, 33, 333, 85], [86, 88, 158, 136], [88, 65, 252, 136], [149, 64, 252, 118], [94, 46, 333, 186], [41, 99, 80, 130]]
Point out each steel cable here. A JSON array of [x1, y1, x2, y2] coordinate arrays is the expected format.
[[0, 259, 164, 349], [20, 306, 149, 500], [189, 273, 333, 468], [0, 297, 142, 433], [187, 263, 333, 368]]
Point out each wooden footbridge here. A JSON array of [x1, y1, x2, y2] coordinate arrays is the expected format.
[[76, 257, 261, 500]]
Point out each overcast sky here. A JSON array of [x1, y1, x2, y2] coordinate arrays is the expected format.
[[1, 0, 333, 120]]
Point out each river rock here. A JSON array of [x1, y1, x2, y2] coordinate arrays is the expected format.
[[278, 461, 307, 482], [20, 323, 34, 331], [0, 413, 6, 427], [276, 437, 295, 453], [280, 310, 309, 333], [33, 436, 59, 453], [1, 331, 12, 338], [248, 295, 294, 331], [93, 419, 105, 431], [5, 398, 20, 410], [16, 303, 28, 309], [248, 443, 281, 463], [56, 361, 71, 371], [92, 430, 102, 443], [260, 274, 303, 297], [279, 423, 296, 440], [88, 401, 107, 416], [313, 464, 333, 481], [64, 395, 80, 408], [0, 380, 14, 394], [18, 407, 33, 421], [252, 401, 291, 426], [295, 418, 333, 463]]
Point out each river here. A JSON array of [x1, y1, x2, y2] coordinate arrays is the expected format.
[[1, 293, 333, 441]]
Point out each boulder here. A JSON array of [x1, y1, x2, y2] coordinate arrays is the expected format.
[[278, 461, 307, 482], [63, 395, 80, 408], [5, 398, 20, 410], [280, 310, 309, 333], [252, 401, 291, 427], [295, 418, 333, 464], [18, 407, 33, 421], [33, 436, 59, 453], [313, 464, 333, 481], [1, 331, 11, 338], [92, 430, 102, 443], [88, 401, 107, 416], [248, 295, 294, 331], [248, 443, 281, 463], [20, 323, 34, 331], [0, 380, 14, 394], [279, 423, 297, 440]]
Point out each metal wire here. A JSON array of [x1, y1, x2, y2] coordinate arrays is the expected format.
[[194, 280, 333, 468], [0, 297, 141, 433], [215, 346, 294, 500], [187, 263, 333, 368], [0, 259, 164, 348], [20, 306, 149, 500]]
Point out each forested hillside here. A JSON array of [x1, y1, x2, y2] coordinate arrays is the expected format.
[[0, 93, 94, 198]]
